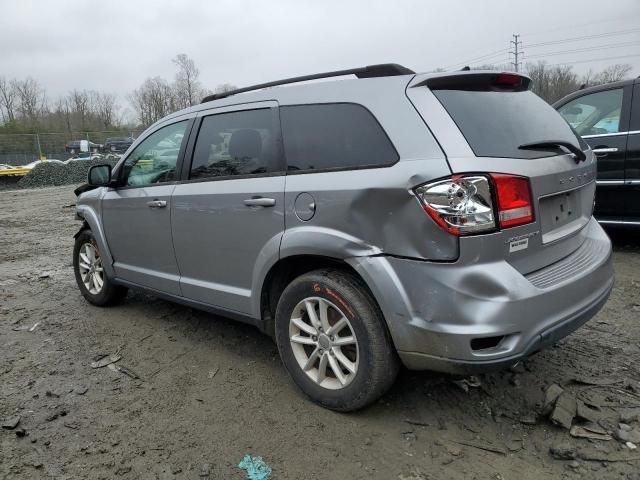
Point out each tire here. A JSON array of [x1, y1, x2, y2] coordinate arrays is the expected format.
[[275, 268, 399, 411], [73, 229, 127, 306]]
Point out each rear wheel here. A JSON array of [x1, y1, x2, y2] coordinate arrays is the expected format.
[[275, 268, 399, 411], [73, 229, 127, 306]]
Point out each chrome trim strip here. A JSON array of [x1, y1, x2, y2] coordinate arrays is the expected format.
[[629, 130, 640, 135], [596, 180, 624, 185], [596, 180, 640, 186], [598, 219, 640, 226], [582, 132, 628, 139]]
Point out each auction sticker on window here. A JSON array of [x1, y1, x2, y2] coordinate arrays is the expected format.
[[509, 237, 529, 253]]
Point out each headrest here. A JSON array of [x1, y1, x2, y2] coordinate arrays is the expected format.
[[228, 129, 262, 159]]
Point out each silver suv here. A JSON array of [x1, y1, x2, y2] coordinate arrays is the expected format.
[[73, 64, 614, 411]]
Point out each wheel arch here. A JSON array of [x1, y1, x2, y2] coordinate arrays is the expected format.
[[75, 205, 116, 278], [258, 253, 393, 344]]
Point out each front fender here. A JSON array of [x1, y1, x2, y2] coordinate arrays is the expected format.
[[75, 204, 116, 278]]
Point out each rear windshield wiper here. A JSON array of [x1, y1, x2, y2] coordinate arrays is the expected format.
[[518, 140, 587, 163]]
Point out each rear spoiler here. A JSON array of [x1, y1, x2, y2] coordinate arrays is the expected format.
[[413, 72, 531, 92]]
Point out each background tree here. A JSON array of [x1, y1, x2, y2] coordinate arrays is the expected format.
[[12, 77, 47, 128], [129, 77, 176, 126], [172, 53, 202, 109], [92, 92, 119, 129], [525, 61, 632, 103], [214, 83, 237, 94], [0, 76, 16, 124]]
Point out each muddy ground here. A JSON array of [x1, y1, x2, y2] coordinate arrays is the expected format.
[[1, 185, 639, 480]]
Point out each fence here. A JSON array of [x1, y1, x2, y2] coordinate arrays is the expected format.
[[0, 130, 144, 166]]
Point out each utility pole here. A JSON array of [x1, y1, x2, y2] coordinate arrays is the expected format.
[[510, 34, 523, 72]]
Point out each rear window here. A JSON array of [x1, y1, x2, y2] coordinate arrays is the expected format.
[[280, 103, 398, 171], [433, 89, 584, 159]]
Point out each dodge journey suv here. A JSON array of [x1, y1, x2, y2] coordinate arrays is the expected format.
[[73, 64, 614, 411]]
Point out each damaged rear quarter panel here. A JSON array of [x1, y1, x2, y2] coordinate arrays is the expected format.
[[282, 159, 458, 261]]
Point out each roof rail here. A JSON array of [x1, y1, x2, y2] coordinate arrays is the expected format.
[[201, 63, 415, 103]]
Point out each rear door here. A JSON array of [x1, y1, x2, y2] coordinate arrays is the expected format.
[[556, 85, 632, 219], [407, 72, 597, 274], [625, 82, 640, 219], [171, 102, 285, 314]]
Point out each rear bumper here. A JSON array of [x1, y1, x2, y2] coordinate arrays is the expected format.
[[348, 218, 613, 374]]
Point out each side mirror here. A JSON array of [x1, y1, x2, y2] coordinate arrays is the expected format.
[[88, 164, 112, 187]]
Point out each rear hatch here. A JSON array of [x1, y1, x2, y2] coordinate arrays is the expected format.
[[406, 71, 597, 275]]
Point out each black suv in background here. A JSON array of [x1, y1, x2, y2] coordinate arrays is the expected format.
[[554, 77, 640, 227], [103, 137, 134, 153]]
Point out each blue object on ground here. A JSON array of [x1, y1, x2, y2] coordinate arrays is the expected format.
[[238, 454, 272, 480]]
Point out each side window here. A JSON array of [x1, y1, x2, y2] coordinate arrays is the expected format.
[[558, 89, 624, 136], [123, 120, 189, 186], [280, 103, 398, 171], [190, 109, 276, 180]]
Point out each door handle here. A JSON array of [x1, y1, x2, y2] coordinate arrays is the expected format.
[[244, 197, 276, 207], [146, 200, 167, 208], [592, 147, 618, 157]]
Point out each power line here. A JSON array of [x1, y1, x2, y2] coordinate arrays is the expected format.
[[547, 53, 640, 67], [520, 13, 633, 38], [441, 25, 640, 72], [524, 40, 640, 60], [526, 27, 640, 49], [442, 48, 509, 70]]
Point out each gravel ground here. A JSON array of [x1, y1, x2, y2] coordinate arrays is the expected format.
[[1, 186, 640, 480], [0, 156, 120, 192]]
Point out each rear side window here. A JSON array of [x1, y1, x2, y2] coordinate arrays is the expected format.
[[280, 103, 398, 171], [433, 89, 584, 159], [190, 108, 277, 180]]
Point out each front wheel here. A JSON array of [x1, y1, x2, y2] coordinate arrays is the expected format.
[[73, 229, 127, 306], [275, 269, 399, 411]]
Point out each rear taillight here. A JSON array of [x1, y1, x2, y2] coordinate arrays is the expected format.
[[490, 174, 534, 228], [414, 173, 534, 236], [414, 175, 495, 235]]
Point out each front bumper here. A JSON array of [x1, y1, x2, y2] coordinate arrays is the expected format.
[[348, 218, 614, 374]]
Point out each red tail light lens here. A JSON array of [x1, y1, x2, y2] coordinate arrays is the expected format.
[[490, 174, 534, 228]]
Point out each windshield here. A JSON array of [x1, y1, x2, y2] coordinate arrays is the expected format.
[[433, 89, 586, 159]]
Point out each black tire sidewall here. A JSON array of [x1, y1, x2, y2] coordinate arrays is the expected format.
[[275, 270, 392, 411]]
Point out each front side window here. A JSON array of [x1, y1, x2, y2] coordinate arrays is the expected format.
[[558, 88, 624, 136], [280, 103, 398, 171], [190, 109, 276, 180], [123, 120, 189, 186]]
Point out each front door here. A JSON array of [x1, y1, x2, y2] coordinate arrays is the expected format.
[[557, 86, 631, 218], [171, 103, 285, 314], [102, 119, 191, 295]]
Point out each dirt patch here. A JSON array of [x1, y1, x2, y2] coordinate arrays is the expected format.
[[1, 186, 640, 479]]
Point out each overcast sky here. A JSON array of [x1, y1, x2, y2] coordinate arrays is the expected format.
[[1, 0, 639, 103]]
